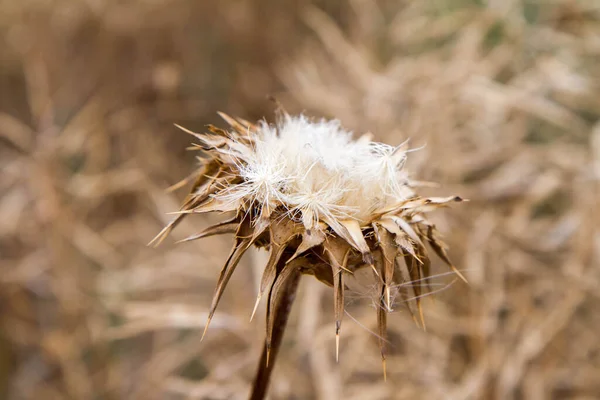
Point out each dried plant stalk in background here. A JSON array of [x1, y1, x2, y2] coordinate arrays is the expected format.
[[152, 111, 464, 398]]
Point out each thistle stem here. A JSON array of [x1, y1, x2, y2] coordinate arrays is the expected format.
[[249, 270, 301, 400]]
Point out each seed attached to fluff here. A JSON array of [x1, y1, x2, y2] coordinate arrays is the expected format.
[[151, 111, 465, 379]]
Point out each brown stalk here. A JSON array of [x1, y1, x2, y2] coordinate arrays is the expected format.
[[250, 267, 301, 400]]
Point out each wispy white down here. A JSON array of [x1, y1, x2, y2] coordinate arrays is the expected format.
[[213, 115, 415, 228]]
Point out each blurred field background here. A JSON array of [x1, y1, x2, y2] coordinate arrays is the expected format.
[[1, 0, 599, 399]]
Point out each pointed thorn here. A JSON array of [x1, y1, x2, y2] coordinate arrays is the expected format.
[[201, 315, 213, 342], [173, 123, 202, 138], [175, 236, 196, 244], [451, 265, 469, 284], [250, 294, 262, 322], [148, 224, 175, 247], [165, 210, 195, 215], [370, 264, 380, 278]]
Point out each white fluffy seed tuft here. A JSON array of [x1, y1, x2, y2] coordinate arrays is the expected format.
[[213, 115, 415, 227]]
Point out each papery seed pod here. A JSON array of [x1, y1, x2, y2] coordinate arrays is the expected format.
[[152, 111, 465, 396]]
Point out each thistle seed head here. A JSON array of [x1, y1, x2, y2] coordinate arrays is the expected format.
[[152, 111, 465, 370]]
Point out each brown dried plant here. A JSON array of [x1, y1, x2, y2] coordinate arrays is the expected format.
[[152, 110, 465, 398], [3, 1, 600, 399]]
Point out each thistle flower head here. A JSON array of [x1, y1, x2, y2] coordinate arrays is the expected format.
[[152, 111, 465, 375]]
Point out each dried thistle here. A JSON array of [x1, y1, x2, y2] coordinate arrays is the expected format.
[[152, 111, 465, 398]]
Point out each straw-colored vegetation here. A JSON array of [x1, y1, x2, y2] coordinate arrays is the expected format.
[[1, 1, 599, 399]]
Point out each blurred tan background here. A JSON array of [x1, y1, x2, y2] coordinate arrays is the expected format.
[[1, 1, 599, 399]]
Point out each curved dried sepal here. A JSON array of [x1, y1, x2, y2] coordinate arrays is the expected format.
[[377, 282, 388, 381], [394, 233, 418, 260], [389, 215, 425, 248], [252, 218, 300, 322], [323, 236, 351, 362], [426, 195, 464, 203], [218, 111, 250, 135], [174, 123, 207, 141], [287, 227, 326, 262], [342, 219, 374, 265], [376, 195, 463, 217], [323, 236, 353, 274], [181, 163, 223, 209], [202, 216, 256, 340], [190, 196, 242, 214], [373, 224, 397, 312], [148, 164, 224, 247], [425, 225, 468, 283], [251, 216, 271, 241], [205, 124, 231, 138], [234, 116, 258, 132], [377, 217, 402, 237], [403, 253, 426, 330], [148, 214, 186, 247], [392, 256, 417, 323], [175, 124, 231, 151], [325, 218, 373, 265], [176, 217, 239, 244], [415, 244, 433, 296]]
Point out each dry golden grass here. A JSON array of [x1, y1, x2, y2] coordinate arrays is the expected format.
[[1, 1, 599, 399]]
